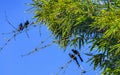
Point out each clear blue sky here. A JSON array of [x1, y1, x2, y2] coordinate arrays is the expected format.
[[0, 0, 101, 75]]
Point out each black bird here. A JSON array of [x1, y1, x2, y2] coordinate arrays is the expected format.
[[24, 20, 29, 28], [18, 23, 23, 31], [69, 53, 80, 67], [72, 49, 83, 62]]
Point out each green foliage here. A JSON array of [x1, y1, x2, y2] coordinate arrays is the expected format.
[[32, 0, 120, 74]]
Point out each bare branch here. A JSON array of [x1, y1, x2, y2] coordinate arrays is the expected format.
[[4, 11, 17, 30]]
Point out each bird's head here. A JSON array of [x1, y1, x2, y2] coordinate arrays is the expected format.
[[72, 49, 74, 51]]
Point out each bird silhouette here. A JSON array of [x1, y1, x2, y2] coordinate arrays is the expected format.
[[72, 49, 83, 62], [69, 53, 80, 67], [24, 20, 29, 28], [18, 23, 23, 31]]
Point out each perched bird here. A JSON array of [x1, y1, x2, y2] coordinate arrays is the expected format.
[[24, 20, 29, 28], [72, 49, 83, 62], [18, 23, 23, 31], [69, 53, 80, 67]]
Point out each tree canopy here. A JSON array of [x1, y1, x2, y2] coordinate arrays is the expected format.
[[31, 0, 120, 74]]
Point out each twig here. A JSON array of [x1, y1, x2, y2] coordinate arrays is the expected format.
[[0, 21, 33, 51], [38, 24, 42, 36], [21, 41, 54, 57], [38, 34, 53, 45], [21, 34, 53, 57], [4, 11, 17, 30], [56, 60, 72, 75], [0, 32, 19, 52], [56, 51, 90, 75], [2, 31, 16, 35], [25, 29, 30, 38]]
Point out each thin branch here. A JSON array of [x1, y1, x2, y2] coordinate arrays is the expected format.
[[21, 41, 54, 57], [56, 52, 86, 75], [56, 60, 72, 75], [39, 34, 53, 45], [0, 21, 34, 51], [38, 24, 42, 36], [0, 32, 19, 52], [21, 34, 53, 57], [4, 11, 17, 30], [2, 31, 16, 35], [25, 29, 30, 38]]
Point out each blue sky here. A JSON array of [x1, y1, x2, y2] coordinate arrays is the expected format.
[[0, 0, 101, 75]]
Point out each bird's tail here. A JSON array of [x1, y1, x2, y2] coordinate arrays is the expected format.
[[78, 55, 83, 62], [75, 59, 80, 67]]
